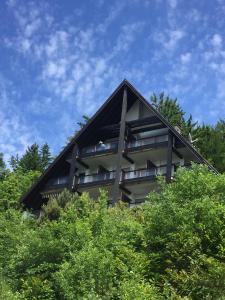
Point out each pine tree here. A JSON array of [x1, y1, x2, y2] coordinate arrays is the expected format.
[[19, 143, 41, 172], [10, 154, 20, 171], [40, 143, 53, 171], [0, 153, 6, 180], [9, 143, 53, 173], [67, 115, 90, 143], [77, 115, 89, 129], [195, 120, 225, 173], [150, 93, 197, 138]]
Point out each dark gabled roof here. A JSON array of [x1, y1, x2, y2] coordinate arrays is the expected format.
[[21, 79, 218, 207]]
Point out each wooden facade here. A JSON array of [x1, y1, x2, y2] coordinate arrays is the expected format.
[[21, 80, 217, 211]]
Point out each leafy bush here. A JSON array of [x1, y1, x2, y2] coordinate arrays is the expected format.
[[0, 165, 225, 299], [0, 168, 40, 211]]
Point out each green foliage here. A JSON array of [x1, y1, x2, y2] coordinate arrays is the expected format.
[[0, 165, 225, 298], [150, 92, 225, 172], [67, 115, 90, 143], [40, 143, 53, 172], [144, 165, 225, 299], [77, 115, 90, 129], [150, 93, 197, 138], [0, 274, 23, 300], [0, 168, 40, 211], [10, 143, 53, 173], [0, 152, 7, 180], [195, 120, 225, 173]]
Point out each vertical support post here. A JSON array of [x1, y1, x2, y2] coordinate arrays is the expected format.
[[68, 143, 78, 192], [112, 86, 128, 205], [166, 131, 173, 183]]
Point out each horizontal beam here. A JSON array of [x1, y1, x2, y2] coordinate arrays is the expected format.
[[122, 152, 134, 164], [119, 184, 131, 195], [132, 124, 166, 134], [76, 158, 89, 169], [128, 116, 160, 128], [98, 165, 109, 173], [121, 193, 132, 203], [172, 147, 183, 159]]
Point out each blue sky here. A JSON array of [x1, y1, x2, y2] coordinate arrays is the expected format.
[[1, 0, 225, 162]]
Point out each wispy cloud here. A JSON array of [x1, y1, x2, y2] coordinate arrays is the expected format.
[[211, 33, 223, 49], [0, 75, 41, 163], [167, 0, 177, 9], [2, 0, 147, 157], [2, 0, 225, 160]]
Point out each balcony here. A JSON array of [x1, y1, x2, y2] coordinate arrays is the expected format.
[[127, 134, 168, 150], [81, 141, 118, 156], [123, 168, 156, 180], [78, 171, 116, 186], [46, 176, 69, 186], [43, 176, 69, 195], [79, 134, 168, 159], [123, 165, 168, 182]]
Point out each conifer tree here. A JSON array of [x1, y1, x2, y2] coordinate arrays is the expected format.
[[195, 120, 225, 172], [150, 93, 197, 138], [0, 153, 6, 180], [40, 143, 53, 171], [10, 143, 53, 173], [10, 154, 20, 171], [19, 143, 41, 172]]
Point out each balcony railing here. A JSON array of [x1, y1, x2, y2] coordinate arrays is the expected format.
[[79, 134, 168, 157], [124, 168, 156, 180], [81, 141, 118, 155], [123, 165, 169, 180], [78, 171, 116, 184], [46, 176, 69, 187], [44, 165, 172, 189], [127, 134, 168, 149]]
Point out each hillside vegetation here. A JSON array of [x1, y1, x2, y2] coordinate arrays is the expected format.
[[1, 165, 225, 299]]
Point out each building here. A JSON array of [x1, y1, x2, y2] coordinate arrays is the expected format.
[[21, 80, 216, 210]]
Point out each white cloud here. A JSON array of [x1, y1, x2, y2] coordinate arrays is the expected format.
[[180, 52, 191, 63], [0, 76, 40, 163], [166, 30, 185, 49], [168, 0, 177, 9], [110, 22, 145, 57], [154, 29, 185, 51], [4, 0, 225, 155], [211, 34, 223, 48], [97, 1, 126, 33], [4, 0, 146, 128]]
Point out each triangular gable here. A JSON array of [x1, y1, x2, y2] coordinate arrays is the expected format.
[[21, 79, 218, 208]]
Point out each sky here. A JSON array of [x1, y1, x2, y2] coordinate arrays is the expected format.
[[1, 0, 225, 162]]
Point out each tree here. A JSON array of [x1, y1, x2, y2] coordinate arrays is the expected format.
[[10, 143, 53, 173], [195, 120, 225, 173], [0, 168, 40, 210], [0, 166, 225, 298], [19, 143, 41, 172], [40, 143, 53, 171], [144, 165, 225, 299], [77, 115, 89, 129], [67, 115, 90, 143], [0, 153, 7, 180], [10, 154, 20, 171], [150, 93, 225, 172], [150, 92, 197, 138]]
